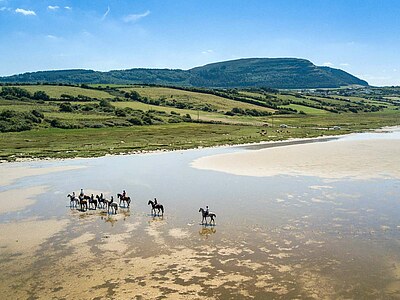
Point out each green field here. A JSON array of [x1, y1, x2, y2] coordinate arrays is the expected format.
[[120, 86, 275, 112], [0, 84, 399, 161]]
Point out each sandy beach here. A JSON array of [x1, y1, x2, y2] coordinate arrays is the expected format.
[[192, 138, 400, 179]]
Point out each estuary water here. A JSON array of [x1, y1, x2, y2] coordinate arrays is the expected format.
[[0, 127, 400, 299]]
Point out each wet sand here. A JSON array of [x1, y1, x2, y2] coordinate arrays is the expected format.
[[0, 165, 86, 186], [192, 139, 400, 179], [0, 186, 47, 214]]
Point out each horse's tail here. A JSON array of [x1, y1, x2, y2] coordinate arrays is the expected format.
[[161, 205, 164, 214]]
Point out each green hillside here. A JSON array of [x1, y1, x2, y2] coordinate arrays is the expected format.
[[0, 58, 368, 89]]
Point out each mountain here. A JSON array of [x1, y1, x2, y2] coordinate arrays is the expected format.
[[0, 58, 368, 88]]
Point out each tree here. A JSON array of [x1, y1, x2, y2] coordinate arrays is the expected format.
[[33, 91, 50, 101]]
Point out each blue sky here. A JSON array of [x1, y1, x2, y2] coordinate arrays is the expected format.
[[0, 0, 399, 86]]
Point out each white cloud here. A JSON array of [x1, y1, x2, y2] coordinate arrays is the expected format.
[[340, 63, 350, 67], [102, 6, 110, 20], [48, 6, 59, 10], [46, 34, 59, 40], [0, 6, 9, 11], [202, 49, 214, 54], [123, 10, 150, 23], [64, 6, 72, 10], [15, 8, 36, 16], [322, 62, 334, 67]]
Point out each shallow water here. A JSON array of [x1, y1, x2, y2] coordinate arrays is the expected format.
[[1, 128, 400, 299]]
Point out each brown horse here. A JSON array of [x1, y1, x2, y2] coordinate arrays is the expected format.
[[199, 208, 216, 225], [108, 196, 118, 214], [96, 194, 107, 209], [117, 193, 131, 208], [88, 194, 98, 210], [79, 198, 88, 211], [148, 199, 164, 216]]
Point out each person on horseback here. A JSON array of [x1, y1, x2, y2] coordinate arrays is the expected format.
[[205, 205, 209, 216], [79, 189, 84, 200], [122, 190, 126, 198], [154, 197, 158, 205]]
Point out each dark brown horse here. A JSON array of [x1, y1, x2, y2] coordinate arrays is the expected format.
[[117, 193, 131, 208], [199, 208, 216, 225], [87, 194, 97, 210], [108, 196, 118, 214], [148, 199, 164, 216], [96, 194, 107, 209]]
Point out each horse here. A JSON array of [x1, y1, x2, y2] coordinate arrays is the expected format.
[[199, 208, 216, 225], [148, 199, 164, 216], [88, 194, 98, 210], [67, 194, 79, 207], [117, 193, 131, 208], [96, 194, 107, 209], [79, 198, 88, 211], [108, 196, 118, 214]]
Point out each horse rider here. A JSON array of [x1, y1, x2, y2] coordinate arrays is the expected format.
[[122, 190, 126, 199], [154, 198, 158, 205], [205, 205, 209, 216], [79, 188, 84, 200]]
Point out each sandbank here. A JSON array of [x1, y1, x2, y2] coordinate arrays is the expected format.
[[0, 164, 86, 186], [192, 138, 400, 179]]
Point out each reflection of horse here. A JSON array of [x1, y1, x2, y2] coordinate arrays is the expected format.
[[108, 196, 118, 214], [148, 200, 164, 216], [117, 193, 131, 208], [199, 226, 216, 237], [67, 194, 79, 207], [199, 208, 216, 225]]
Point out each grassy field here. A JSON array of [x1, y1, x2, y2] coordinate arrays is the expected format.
[[0, 84, 399, 161], [120, 86, 275, 113]]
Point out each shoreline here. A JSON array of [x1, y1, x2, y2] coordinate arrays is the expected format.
[[191, 126, 400, 180], [0, 126, 398, 165]]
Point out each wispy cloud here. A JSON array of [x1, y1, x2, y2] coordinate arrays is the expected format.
[[64, 6, 72, 10], [340, 63, 350, 67], [0, 6, 10, 11], [102, 6, 110, 21], [322, 62, 334, 67], [202, 49, 214, 55], [123, 10, 150, 23], [48, 5, 59, 11], [15, 8, 36, 16]]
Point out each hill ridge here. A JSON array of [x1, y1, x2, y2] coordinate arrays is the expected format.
[[0, 58, 368, 89]]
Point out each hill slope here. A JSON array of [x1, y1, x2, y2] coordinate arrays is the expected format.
[[0, 58, 368, 88]]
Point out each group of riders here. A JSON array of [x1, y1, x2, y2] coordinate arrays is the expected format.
[[70, 189, 213, 220]]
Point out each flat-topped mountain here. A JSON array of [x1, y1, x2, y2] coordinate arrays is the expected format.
[[0, 58, 368, 89]]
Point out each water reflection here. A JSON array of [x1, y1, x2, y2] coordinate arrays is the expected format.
[[199, 225, 216, 238]]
